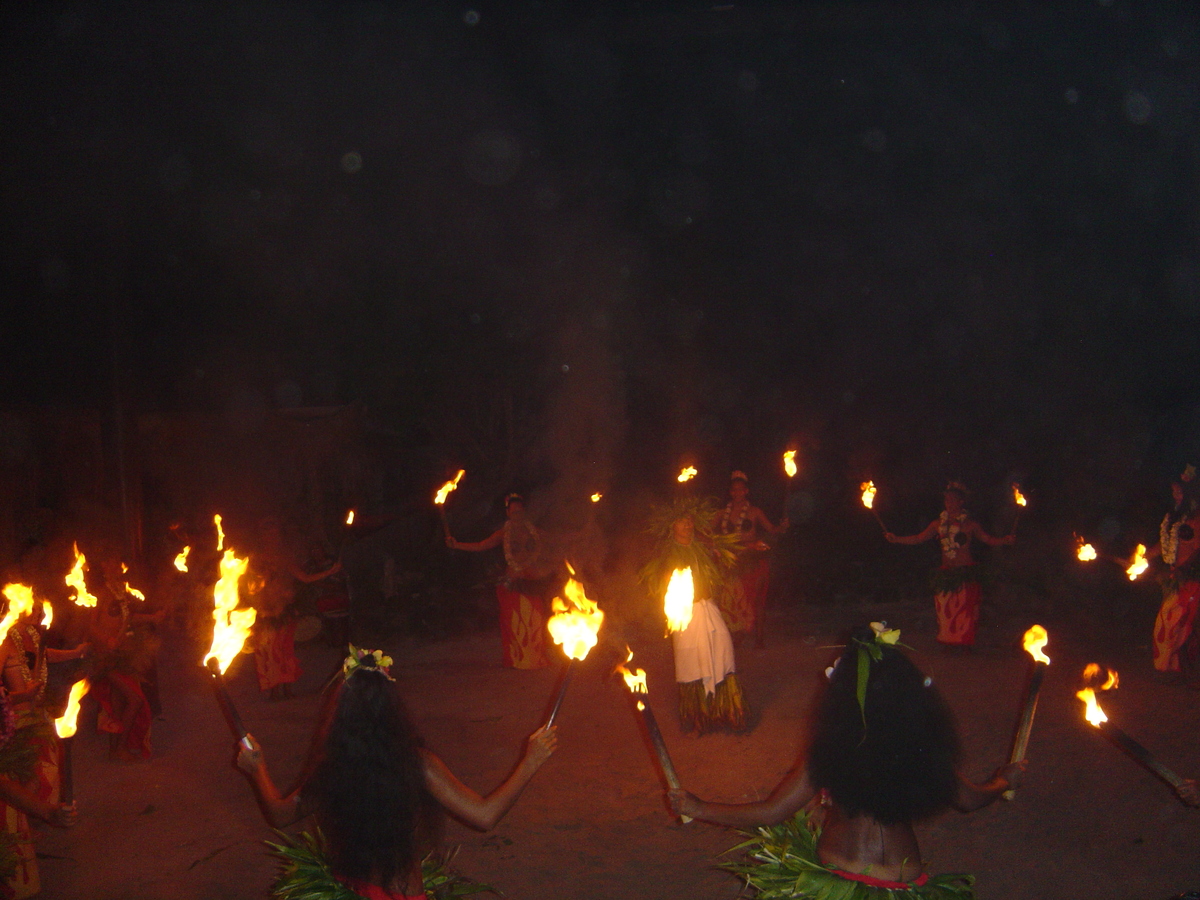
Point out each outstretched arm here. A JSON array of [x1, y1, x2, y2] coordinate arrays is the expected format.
[[0, 776, 76, 827], [669, 763, 816, 828], [236, 735, 306, 829], [969, 520, 1015, 548], [422, 725, 557, 831], [1176, 779, 1200, 808], [886, 520, 939, 546], [952, 761, 1025, 812], [447, 527, 504, 552]]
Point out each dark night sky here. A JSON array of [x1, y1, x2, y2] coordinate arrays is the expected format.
[[3, 1, 1199, 524]]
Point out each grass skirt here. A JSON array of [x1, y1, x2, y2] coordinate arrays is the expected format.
[[724, 810, 975, 899], [678, 674, 746, 734]]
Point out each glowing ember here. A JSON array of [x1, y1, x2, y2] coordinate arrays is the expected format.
[[860, 481, 877, 510], [545, 563, 605, 661], [174, 546, 191, 573], [65, 543, 97, 608], [214, 514, 225, 551], [1076, 541, 1097, 562], [616, 648, 648, 694], [0, 584, 37, 638], [783, 450, 797, 479], [677, 466, 697, 483], [54, 678, 91, 739], [41, 601, 53, 629], [1126, 543, 1148, 581], [202, 548, 255, 674], [345, 510, 355, 525], [1076, 687, 1108, 727], [1021, 625, 1050, 665], [1012, 484, 1027, 507], [591, 492, 603, 503], [434, 470, 465, 505], [663, 567, 695, 633]]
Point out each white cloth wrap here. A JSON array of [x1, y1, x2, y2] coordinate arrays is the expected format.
[[671, 597, 736, 696]]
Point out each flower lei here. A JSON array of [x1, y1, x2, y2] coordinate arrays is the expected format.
[[502, 518, 539, 573], [1161, 513, 1182, 567], [342, 645, 395, 682], [938, 511, 968, 560]]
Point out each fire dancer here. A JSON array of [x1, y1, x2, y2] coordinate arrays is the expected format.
[[447, 494, 550, 669], [1146, 465, 1200, 679], [640, 497, 744, 734], [716, 471, 788, 649], [235, 646, 556, 899], [670, 625, 1024, 895], [885, 481, 1014, 648]]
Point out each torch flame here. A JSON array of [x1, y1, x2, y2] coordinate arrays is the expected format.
[[1021, 624, 1050, 665], [65, 543, 97, 608], [591, 492, 603, 503], [1126, 543, 1148, 581], [0, 584, 37, 638], [434, 470, 465, 505], [1012, 484, 1027, 507], [1076, 541, 1097, 562], [202, 548, 255, 674], [1076, 687, 1108, 727], [125, 582, 146, 601], [1082, 662, 1119, 691], [174, 546, 191, 573], [345, 510, 355, 525], [1077, 663, 1120, 727], [677, 466, 697, 483], [664, 567, 695, 633], [615, 647, 648, 694], [214, 514, 225, 551], [783, 450, 797, 479], [41, 601, 53, 629], [54, 678, 91, 739], [545, 563, 605, 661], [860, 481, 877, 510]]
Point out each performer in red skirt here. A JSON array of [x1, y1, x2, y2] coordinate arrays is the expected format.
[[1148, 466, 1200, 677], [886, 482, 1013, 648], [716, 472, 787, 648]]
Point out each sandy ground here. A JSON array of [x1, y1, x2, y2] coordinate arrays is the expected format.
[[35, 599, 1200, 900]]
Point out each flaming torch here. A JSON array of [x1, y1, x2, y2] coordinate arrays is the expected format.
[[1076, 665, 1185, 791], [214, 514, 225, 551], [1126, 544, 1149, 581], [203, 548, 255, 745], [677, 466, 697, 484], [860, 481, 887, 533], [0, 584, 37, 639], [54, 678, 90, 805], [65, 543, 97, 608], [591, 492, 603, 503], [1003, 625, 1050, 800], [616, 649, 691, 824], [663, 567, 695, 634], [345, 510, 355, 526], [1011, 484, 1027, 535], [783, 450, 798, 511], [1076, 538, 1097, 562], [41, 601, 53, 629], [174, 546, 191, 573], [543, 563, 605, 727], [433, 469, 465, 540]]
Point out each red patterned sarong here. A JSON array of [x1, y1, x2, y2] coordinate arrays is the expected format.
[[496, 583, 548, 669], [1153, 579, 1199, 672], [255, 619, 301, 690], [934, 580, 981, 646], [94, 672, 152, 759]]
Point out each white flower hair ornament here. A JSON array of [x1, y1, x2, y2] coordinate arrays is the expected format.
[[343, 645, 396, 682]]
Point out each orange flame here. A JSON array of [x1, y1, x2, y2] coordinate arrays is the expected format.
[[1077, 687, 1108, 727], [54, 678, 91, 739], [214, 514, 225, 551], [546, 563, 605, 661], [664, 567, 695, 633], [677, 466, 697, 483], [1077, 663, 1119, 727], [65, 543, 97, 608], [174, 546, 191, 573], [41, 601, 53, 629], [0, 584, 37, 638], [434, 470, 465, 505], [1021, 624, 1050, 664], [1076, 540, 1097, 562], [591, 492, 603, 503], [1082, 662, 1119, 691], [860, 481, 877, 510], [202, 548, 255, 674], [345, 510, 355, 525], [783, 450, 797, 479], [1126, 543, 1148, 581], [1012, 484, 1027, 507], [124, 582, 146, 601], [615, 648, 648, 695]]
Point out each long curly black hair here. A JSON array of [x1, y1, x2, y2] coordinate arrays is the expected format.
[[807, 627, 960, 825], [301, 669, 439, 887]]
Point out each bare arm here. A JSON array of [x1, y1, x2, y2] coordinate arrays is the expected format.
[[751, 507, 786, 535], [45, 643, 90, 663], [1176, 779, 1200, 808], [422, 726, 556, 831], [292, 560, 342, 583], [236, 735, 307, 829], [0, 776, 76, 827], [447, 527, 504, 553], [968, 520, 1015, 548], [669, 763, 816, 828], [886, 520, 939, 546], [951, 762, 1025, 812]]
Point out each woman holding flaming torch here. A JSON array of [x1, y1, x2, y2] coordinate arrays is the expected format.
[[446, 493, 550, 669], [1146, 465, 1200, 679], [235, 646, 556, 899], [717, 471, 788, 649], [670, 625, 1024, 897], [886, 482, 1014, 649]]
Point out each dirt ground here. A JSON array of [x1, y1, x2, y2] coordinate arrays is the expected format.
[[35, 598, 1200, 900]]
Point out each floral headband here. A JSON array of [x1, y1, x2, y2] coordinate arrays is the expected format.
[[343, 645, 395, 682]]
